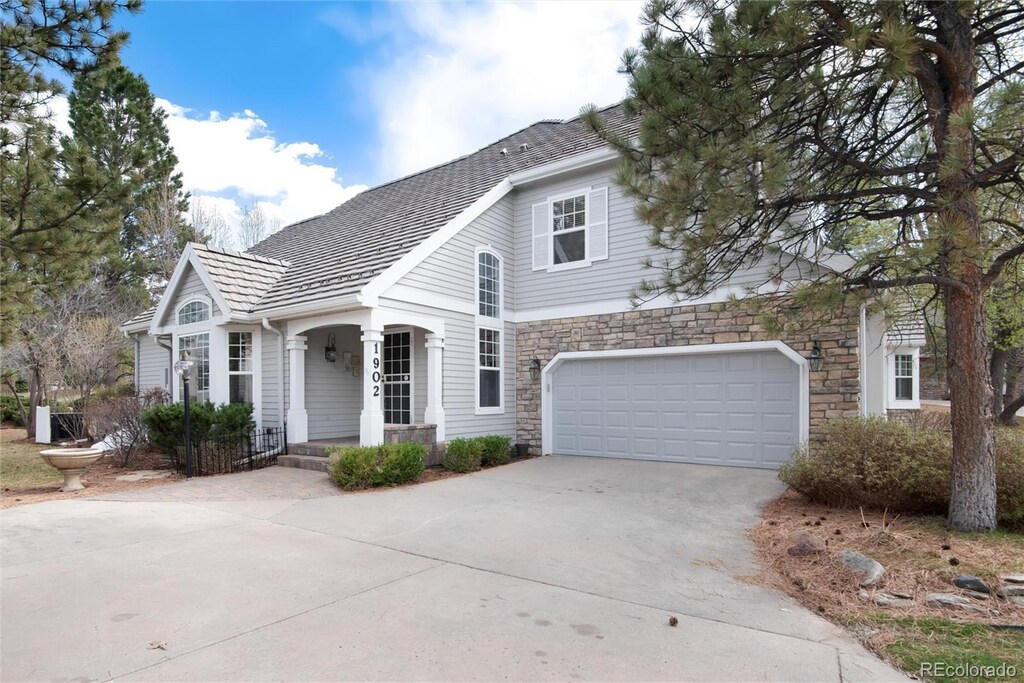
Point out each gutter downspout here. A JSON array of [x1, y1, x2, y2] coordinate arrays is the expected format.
[[131, 333, 141, 393], [262, 318, 285, 429]]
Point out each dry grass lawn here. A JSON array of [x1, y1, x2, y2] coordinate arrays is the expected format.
[[1, 427, 180, 508], [752, 491, 1024, 681]]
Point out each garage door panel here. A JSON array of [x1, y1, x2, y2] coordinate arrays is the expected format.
[[551, 349, 800, 469]]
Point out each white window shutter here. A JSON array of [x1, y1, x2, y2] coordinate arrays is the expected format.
[[588, 187, 609, 261], [532, 201, 550, 271]]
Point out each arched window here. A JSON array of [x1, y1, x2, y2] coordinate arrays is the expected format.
[[477, 250, 500, 318], [177, 300, 210, 325]]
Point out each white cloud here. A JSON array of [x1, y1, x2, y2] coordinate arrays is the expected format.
[[156, 99, 366, 242], [347, 1, 645, 178], [44, 94, 366, 248]]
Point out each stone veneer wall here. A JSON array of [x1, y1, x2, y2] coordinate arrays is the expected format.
[[514, 300, 862, 454], [385, 424, 444, 466]]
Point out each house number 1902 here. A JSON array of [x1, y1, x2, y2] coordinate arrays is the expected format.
[[371, 342, 381, 397]]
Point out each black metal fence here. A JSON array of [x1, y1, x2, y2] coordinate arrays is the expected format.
[[175, 426, 287, 476]]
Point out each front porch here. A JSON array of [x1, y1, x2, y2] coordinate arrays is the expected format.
[[282, 309, 446, 450]]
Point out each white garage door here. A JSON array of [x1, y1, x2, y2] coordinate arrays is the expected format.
[[550, 350, 801, 468]]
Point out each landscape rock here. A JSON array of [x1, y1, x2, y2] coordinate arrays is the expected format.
[[873, 593, 913, 608], [953, 575, 990, 593], [856, 589, 870, 602], [838, 549, 886, 587], [996, 585, 1024, 598], [926, 593, 987, 613], [962, 589, 991, 601], [787, 531, 826, 557], [1000, 574, 1024, 584], [1009, 596, 1024, 607], [889, 590, 914, 600]]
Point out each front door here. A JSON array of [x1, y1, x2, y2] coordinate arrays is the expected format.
[[383, 331, 412, 424]]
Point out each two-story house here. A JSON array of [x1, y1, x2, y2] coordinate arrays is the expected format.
[[122, 104, 922, 469]]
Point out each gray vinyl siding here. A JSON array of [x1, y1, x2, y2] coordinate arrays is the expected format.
[[303, 326, 362, 439], [261, 325, 283, 427], [397, 195, 515, 309], [378, 297, 515, 440], [513, 163, 782, 311], [385, 193, 516, 440], [136, 334, 170, 393], [160, 265, 222, 327]]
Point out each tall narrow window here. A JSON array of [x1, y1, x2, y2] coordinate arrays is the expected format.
[[228, 332, 254, 404], [894, 353, 914, 401], [478, 251, 500, 317], [178, 333, 210, 403], [177, 300, 210, 325], [478, 328, 501, 409]]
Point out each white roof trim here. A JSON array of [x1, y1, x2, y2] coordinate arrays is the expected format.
[[361, 179, 514, 306], [148, 243, 234, 335], [508, 146, 618, 186]]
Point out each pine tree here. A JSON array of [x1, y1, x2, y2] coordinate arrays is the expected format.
[[589, 0, 1024, 531]]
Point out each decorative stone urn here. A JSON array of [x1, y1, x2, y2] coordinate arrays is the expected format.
[[38, 448, 104, 491]]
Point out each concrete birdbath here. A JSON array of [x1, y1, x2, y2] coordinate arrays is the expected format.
[[38, 448, 104, 491]]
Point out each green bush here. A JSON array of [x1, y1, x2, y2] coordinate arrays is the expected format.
[[479, 434, 512, 466], [443, 437, 483, 472], [0, 395, 25, 426], [141, 401, 254, 469], [779, 416, 1024, 529], [328, 442, 426, 490]]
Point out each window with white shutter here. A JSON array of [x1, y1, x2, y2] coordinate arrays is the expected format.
[[531, 186, 609, 272]]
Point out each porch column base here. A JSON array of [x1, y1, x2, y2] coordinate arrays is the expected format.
[[287, 409, 308, 444], [423, 407, 445, 442], [360, 411, 385, 446]]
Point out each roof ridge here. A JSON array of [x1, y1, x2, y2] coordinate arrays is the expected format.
[[192, 241, 290, 267], [329, 116, 571, 200]]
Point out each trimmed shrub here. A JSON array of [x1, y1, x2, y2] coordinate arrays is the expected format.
[[328, 442, 426, 490], [479, 434, 512, 466], [443, 437, 483, 472], [84, 389, 167, 466], [779, 416, 1024, 528], [141, 401, 254, 470]]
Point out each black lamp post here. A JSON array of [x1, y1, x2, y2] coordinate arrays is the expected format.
[[173, 352, 195, 479]]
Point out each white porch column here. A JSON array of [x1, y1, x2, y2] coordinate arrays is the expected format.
[[424, 333, 446, 441], [360, 326, 385, 446], [286, 335, 308, 443]]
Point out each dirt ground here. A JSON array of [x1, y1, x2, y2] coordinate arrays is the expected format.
[[751, 490, 1024, 623], [1, 427, 181, 509]]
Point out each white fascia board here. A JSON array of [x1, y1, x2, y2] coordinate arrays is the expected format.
[[148, 243, 234, 335], [508, 147, 619, 187], [361, 179, 514, 306], [509, 284, 775, 324], [237, 293, 364, 323], [120, 320, 152, 334]]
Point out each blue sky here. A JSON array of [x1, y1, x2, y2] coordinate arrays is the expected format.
[[76, 1, 645, 245]]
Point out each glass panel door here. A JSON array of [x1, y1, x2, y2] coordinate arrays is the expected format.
[[383, 331, 412, 424]]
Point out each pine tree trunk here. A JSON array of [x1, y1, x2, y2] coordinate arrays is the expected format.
[[945, 287, 997, 530], [990, 347, 1007, 416]]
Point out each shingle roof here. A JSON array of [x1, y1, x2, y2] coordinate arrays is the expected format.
[[191, 244, 290, 312], [123, 306, 156, 329], [246, 104, 635, 310]]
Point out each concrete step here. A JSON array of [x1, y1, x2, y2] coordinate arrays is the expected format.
[[289, 443, 330, 457], [277, 454, 331, 473]]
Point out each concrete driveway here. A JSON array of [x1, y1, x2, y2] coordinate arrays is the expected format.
[[1, 456, 907, 682]]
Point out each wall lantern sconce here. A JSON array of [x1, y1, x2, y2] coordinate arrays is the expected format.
[[325, 333, 338, 363], [809, 341, 824, 372], [529, 357, 541, 381]]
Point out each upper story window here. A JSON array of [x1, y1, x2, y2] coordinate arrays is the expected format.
[[177, 300, 210, 325], [478, 250, 501, 318], [552, 195, 587, 265], [532, 187, 608, 272]]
